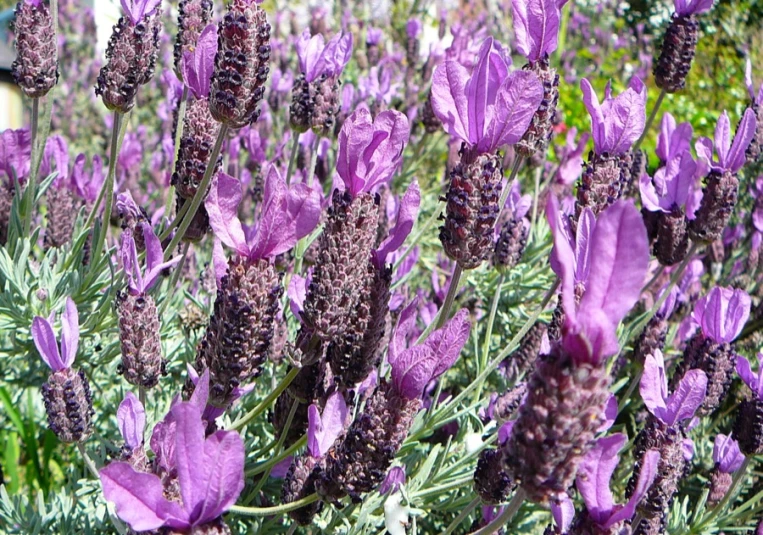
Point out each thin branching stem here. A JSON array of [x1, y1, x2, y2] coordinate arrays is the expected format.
[[473, 273, 505, 405], [442, 497, 480, 535], [162, 86, 189, 222], [634, 88, 667, 151], [436, 264, 463, 329], [230, 367, 300, 431], [468, 487, 526, 534], [285, 132, 300, 185], [229, 493, 320, 517]]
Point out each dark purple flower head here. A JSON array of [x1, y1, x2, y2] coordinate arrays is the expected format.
[[379, 466, 406, 495], [406, 18, 422, 39], [118, 392, 145, 450], [120, 0, 161, 25], [674, 0, 714, 16], [656, 112, 694, 162], [431, 37, 543, 154], [0, 128, 31, 182], [70, 154, 104, 203], [746, 59, 763, 105], [641, 349, 708, 426], [206, 168, 321, 260], [736, 353, 763, 400], [336, 107, 410, 198], [548, 197, 649, 364], [100, 400, 245, 532], [32, 297, 79, 372], [692, 286, 751, 344], [510, 0, 568, 62], [695, 109, 757, 174], [640, 150, 697, 213], [576, 433, 660, 529], [713, 433, 745, 473], [295, 29, 353, 83], [121, 223, 181, 295], [390, 309, 471, 399], [307, 392, 348, 458], [181, 24, 217, 99], [580, 77, 647, 156], [374, 181, 421, 267]]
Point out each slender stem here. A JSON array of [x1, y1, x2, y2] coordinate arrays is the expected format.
[[306, 134, 320, 188], [442, 497, 480, 535], [163, 124, 229, 261], [158, 242, 191, 316], [634, 88, 666, 151], [246, 436, 307, 476], [23, 97, 41, 236], [632, 513, 644, 533], [285, 133, 300, 185], [158, 198, 191, 242], [642, 264, 666, 294], [473, 274, 504, 405], [411, 475, 474, 500], [469, 488, 527, 535], [139, 387, 146, 408], [163, 86, 189, 222], [436, 264, 463, 329], [77, 443, 99, 479], [230, 367, 299, 431], [529, 165, 542, 242], [700, 457, 752, 527], [498, 156, 524, 211], [228, 493, 320, 517], [250, 400, 299, 497], [88, 112, 125, 272]]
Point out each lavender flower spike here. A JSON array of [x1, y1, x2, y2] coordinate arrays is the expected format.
[[580, 77, 647, 156], [181, 23, 217, 99], [100, 401, 245, 532], [32, 297, 79, 373], [734, 354, 763, 455], [574, 433, 660, 531], [692, 286, 751, 344], [510, 0, 568, 62], [641, 349, 708, 427]]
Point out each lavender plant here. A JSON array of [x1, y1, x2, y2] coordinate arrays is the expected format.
[[2, 0, 763, 534]]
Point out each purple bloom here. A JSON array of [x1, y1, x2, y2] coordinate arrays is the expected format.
[[406, 18, 422, 39], [181, 24, 217, 99], [673, 0, 714, 16], [336, 108, 410, 198], [580, 77, 647, 156], [307, 392, 348, 458], [735, 353, 763, 400], [695, 109, 757, 174], [121, 223, 182, 295], [70, 154, 105, 203], [31, 297, 79, 372], [206, 168, 321, 260], [576, 433, 660, 529], [379, 466, 406, 495], [295, 29, 353, 83], [746, 59, 763, 105], [640, 349, 708, 426], [120, 0, 161, 25], [40, 135, 69, 183], [640, 151, 697, 213], [390, 309, 471, 399], [100, 400, 245, 532], [692, 287, 751, 344], [117, 392, 145, 450], [555, 128, 589, 185], [430, 37, 543, 153], [0, 128, 31, 182], [547, 197, 649, 363], [366, 27, 383, 46], [550, 494, 575, 533], [374, 181, 421, 267], [656, 112, 693, 162], [713, 434, 745, 473], [510, 0, 568, 62], [498, 420, 516, 445], [287, 273, 309, 321]]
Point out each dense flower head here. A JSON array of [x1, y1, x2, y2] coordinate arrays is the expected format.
[[206, 167, 321, 260], [673, 0, 714, 16], [580, 77, 647, 156], [576, 433, 660, 529], [336, 107, 410, 198], [548, 197, 650, 364], [180, 23, 217, 99], [31, 297, 79, 372], [695, 109, 757, 174], [510, 0, 568, 62], [307, 392, 348, 458], [120, 222, 182, 295], [430, 37, 543, 153], [640, 349, 708, 426], [640, 150, 697, 213], [692, 286, 751, 344], [389, 305, 471, 399], [295, 29, 353, 83], [712, 434, 745, 473]]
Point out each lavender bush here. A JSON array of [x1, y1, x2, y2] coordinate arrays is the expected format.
[[1, 0, 763, 534]]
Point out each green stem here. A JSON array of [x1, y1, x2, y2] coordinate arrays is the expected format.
[[634, 88, 666, 151], [690, 457, 753, 533], [436, 264, 464, 329], [246, 436, 307, 476], [163, 86, 189, 223], [442, 497, 480, 535], [473, 274, 504, 405], [411, 475, 474, 500], [163, 124, 229, 261], [285, 133, 300, 185], [230, 367, 299, 431], [469, 487, 526, 535], [498, 156, 524, 211], [23, 97, 40, 236], [78, 443, 128, 535], [139, 387, 146, 408], [228, 493, 320, 517], [158, 242, 191, 316], [306, 134, 319, 188], [250, 399, 299, 498], [158, 197, 191, 242], [88, 112, 126, 273], [529, 165, 542, 243]]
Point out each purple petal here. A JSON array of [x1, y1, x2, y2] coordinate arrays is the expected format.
[[213, 239, 228, 285], [296, 29, 326, 82], [322, 32, 353, 78], [195, 430, 245, 524], [664, 369, 708, 426], [605, 449, 659, 527], [307, 404, 322, 458], [189, 369, 211, 410], [547, 195, 577, 325], [181, 24, 217, 98], [120, 0, 161, 25], [270, 456, 293, 479], [100, 462, 188, 531], [287, 182, 322, 242], [510, 0, 564, 61], [713, 433, 745, 473], [391, 345, 438, 400], [59, 297, 79, 369], [388, 299, 418, 366], [577, 433, 627, 523], [312, 392, 348, 457], [32, 316, 64, 371], [206, 173, 250, 256], [117, 392, 145, 450], [714, 112, 732, 169], [465, 38, 510, 146], [640, 351, 669, 417], [288, 274, 309, 321], [674, 0, 714, 16], [498, 420, 515, 445], [431, 60, 471, 143], [725, 108, 757, 173], [574, 208, 596, 285], [598, 394, 618, 433], [481, 70, 544, 152], [0, 128, 31, 181], [141, 222, 182, 293], [551, 494, 575, 533], [375, 181, 421, 265], [379, 466, 406, 494], [172, 403, 207, 520], [656, 113, 677, 162], [425, 308, 471, 378], [736, 354, 762, 398], [693, 287, 751, 343]]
